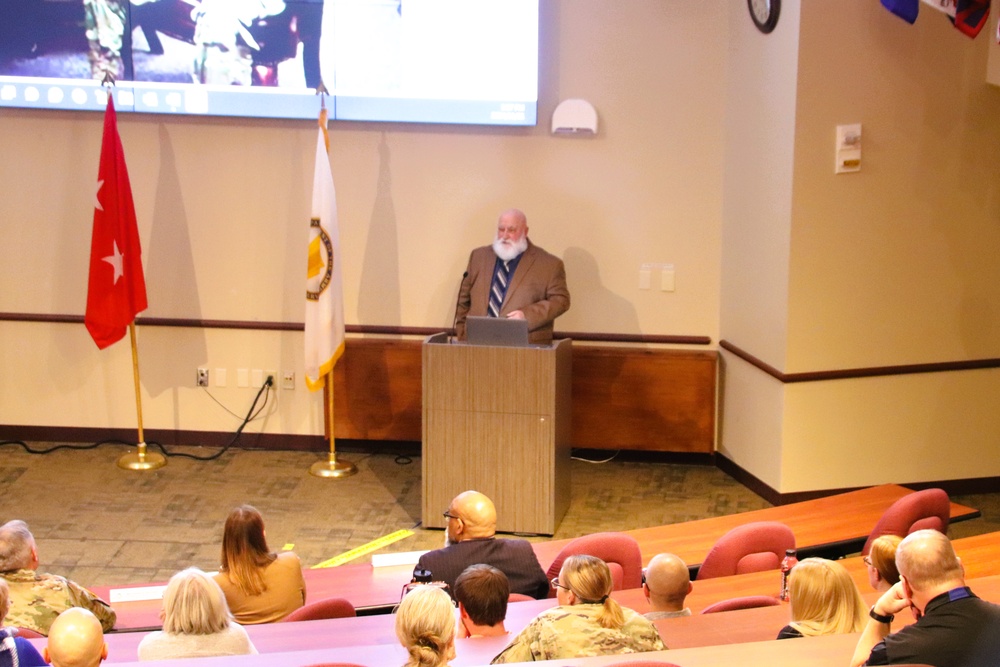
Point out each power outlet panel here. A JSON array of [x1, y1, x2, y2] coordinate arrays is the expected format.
[[196, 368, 209, 387]]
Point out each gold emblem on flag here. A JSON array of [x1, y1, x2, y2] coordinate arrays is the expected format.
[[306, 217, 334, 301]]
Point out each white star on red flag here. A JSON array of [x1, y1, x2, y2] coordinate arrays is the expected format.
[[102, 239, 124, 284]]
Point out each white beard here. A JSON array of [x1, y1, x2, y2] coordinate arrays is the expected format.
[[444, 531, 453, 548], [492, 235, 528, 262]]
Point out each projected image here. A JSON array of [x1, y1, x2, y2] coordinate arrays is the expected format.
[[0, 0, 538, 124]]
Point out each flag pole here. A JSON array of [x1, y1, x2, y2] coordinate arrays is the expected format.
[[309, 370, 356, 478], [306, 87, 354, 479], [117, 322, 166, 470]]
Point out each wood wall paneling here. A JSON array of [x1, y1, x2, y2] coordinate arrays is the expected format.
[[332, 339, 717, 455]]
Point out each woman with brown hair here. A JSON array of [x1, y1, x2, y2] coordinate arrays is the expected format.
[[491, 554, 665, 663], [212, 505, 305, 624]]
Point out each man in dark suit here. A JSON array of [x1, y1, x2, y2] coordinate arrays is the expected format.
[[454, 209, 570, 345], [414, 491, 549, 600]]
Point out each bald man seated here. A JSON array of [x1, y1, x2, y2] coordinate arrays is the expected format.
[[43, 609, 108, 667], [414, 491, 549, 599], [642, 553, 692, 620], [850, 529, 1000, 667]]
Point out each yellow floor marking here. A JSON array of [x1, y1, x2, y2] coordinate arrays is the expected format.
[[311, 529, 414, 568]]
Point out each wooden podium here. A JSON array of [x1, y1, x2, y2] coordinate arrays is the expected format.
[[421, 334, 572, 535]]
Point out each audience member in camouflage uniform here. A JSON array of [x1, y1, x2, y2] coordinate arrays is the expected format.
[[82, 0, 127, 80], [0, 521, 116, 636], [491, 554, 666, 664], [1, 578, 47, 667]]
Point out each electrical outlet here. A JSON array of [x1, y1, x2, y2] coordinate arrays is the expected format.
[[282, 371, 295, 390], [196, 368, 209, 387]]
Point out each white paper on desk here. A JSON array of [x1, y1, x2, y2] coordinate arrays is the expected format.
[[371, 550, 427, 568], [109, 585, 167, 603]]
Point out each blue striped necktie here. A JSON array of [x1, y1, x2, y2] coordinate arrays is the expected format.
[[488, 260, 512, 317]]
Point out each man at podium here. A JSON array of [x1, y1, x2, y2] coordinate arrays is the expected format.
[[454, 209, 570, 345]]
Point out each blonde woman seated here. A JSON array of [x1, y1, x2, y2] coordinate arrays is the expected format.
[[213, 505, 305, 624], [865, 534, 902, 593], [776, 557, 868, 639], [491, 555, 666, 663], [137, 568, 257, 661], [395, 585, 456, 667]]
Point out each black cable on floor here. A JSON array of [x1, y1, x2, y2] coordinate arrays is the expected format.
[[155, 379, 272, 461], [0, 379, 273, 462]]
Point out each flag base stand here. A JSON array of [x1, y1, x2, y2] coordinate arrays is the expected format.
[[117, 442, 166, 471], [309, 452, 357, 479]]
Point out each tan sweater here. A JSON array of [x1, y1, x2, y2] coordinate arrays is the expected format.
[[213, 551, 306, 624]]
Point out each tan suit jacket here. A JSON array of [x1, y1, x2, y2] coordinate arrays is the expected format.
[[454, 241, 570, 345]]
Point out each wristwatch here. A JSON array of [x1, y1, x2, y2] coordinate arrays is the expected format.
[[869, 606, 894, 624]]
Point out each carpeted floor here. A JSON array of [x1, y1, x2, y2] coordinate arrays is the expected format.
[[0, 442, 996, 589]]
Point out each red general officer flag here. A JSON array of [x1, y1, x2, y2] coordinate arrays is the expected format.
[[85, 95, 148, 349]]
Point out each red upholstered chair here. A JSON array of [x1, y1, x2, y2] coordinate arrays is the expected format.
[[700, 594, 781, 614], [695, 521, 795, 580], [508, 592, 534, 603], [544, 532, 643, 597], [280, 596, 356, 622], [862, 488, 950, 555], [12, 627, 44, 639]]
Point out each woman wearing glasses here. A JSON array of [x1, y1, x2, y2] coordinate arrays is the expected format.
[[491, 554, 665, 663], [865, 534, 902, 593]]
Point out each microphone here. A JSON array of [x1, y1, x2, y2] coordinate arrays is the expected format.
[[452, 271, 470, 339]]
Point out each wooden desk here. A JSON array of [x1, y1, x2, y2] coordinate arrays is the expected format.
[[531, 483, 980, 567], [77, 572, 1000, 663], [95, 484, 980, 631], [17, 624, 943, 667]]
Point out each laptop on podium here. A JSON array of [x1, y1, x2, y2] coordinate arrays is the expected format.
[[465, 316, 530, 347]]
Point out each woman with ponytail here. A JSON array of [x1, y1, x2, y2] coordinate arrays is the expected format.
[[395, 585, 456, 667], [491, 555, 665, 663]]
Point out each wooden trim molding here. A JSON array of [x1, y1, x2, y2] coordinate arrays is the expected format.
[[720, 339, 1000, 383], [0, 312, 711, 345], [716, 453, 997, 506]]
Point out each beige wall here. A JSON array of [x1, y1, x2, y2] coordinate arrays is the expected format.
[[721, 0, 1000, 493], [0, 1, 727, 438], [4, 1, 999, 493], [717, 0, 802, 491], [990, 0, 1000, 86], [789, 1, 1000, 371]]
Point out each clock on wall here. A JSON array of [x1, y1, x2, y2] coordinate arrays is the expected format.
[[748, 0, 780, 34]]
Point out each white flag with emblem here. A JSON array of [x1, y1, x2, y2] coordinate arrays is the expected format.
[[305, 107, 345, 391]]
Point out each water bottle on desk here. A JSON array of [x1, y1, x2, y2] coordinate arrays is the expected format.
[[779, 548, 798, 601]]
